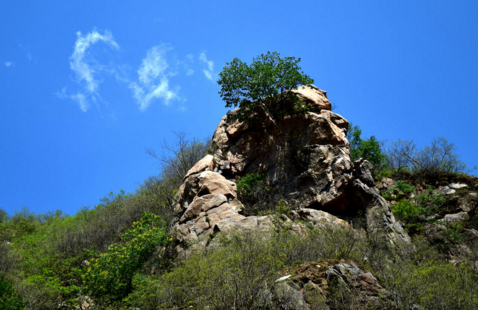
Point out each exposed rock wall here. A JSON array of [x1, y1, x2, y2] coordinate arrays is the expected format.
[[172, 85, 410, 249]]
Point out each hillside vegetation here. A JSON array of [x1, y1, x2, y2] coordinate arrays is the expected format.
[[1, 125, 477, 309]]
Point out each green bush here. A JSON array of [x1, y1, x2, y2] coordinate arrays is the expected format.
[[0, 276, 26, 310], [236, 173, 265, 195], [81, 212, 170, 301], [414, 186, 445, 213], [381, 259, 478, 309], [383, 180, 416, 201], [347, 123, 388, 177], [384, 137, 474, 178], [157, 233, 287, 309], [391, 200, 426, 234]]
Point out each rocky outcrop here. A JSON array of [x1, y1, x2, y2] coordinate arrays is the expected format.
[[172, 85, 410, 249], [274, 259, 396, 309]]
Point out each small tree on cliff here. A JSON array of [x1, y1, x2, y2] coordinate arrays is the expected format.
[[217, 51, 314, 123]]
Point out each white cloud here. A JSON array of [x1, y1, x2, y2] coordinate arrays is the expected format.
[[70, 29, 119, 93], [4, 62, 14, 67], [61, 29, 119, 112], [186, 69, 194, 76], [71, 93, 90, 112], [129, 45, 180, 111], [199, 51, 215, 81]]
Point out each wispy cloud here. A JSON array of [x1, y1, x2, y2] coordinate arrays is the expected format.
[[19, 44, 34, 62], [70, 30, 119, 94], [199, 51, 215, 81], [58, 29, 119, 112], [129, 45, 180, 111], [55, 88, 90, 112], [186, 69, 194, 76], [4, 62, 14, 67]]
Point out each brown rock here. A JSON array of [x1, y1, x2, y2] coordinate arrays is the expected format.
[[184, 154, 216, 179], [172, 87, 410, 250], [290, 85, 332, 111], [297, 208, 348, 228]]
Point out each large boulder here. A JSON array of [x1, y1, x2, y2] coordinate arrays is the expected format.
[[274, 259, 396, 309], [172, 85, 410, 249]]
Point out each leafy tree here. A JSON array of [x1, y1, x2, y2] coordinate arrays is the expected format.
[[217, 51, 314, 123], [0, 208, 8, 224], [347, 123, 388, 176]]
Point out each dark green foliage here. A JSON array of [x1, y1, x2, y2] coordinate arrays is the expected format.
[[385, 181, 446, 234], [0, 208, 8, 224], [347, 123, 388, 176], [414, 186, 445, 212], [218, 51, 314, 123], [382, 180, 416, 201], [236, 173, 265, 195], [81, 212, 170, 301], [391, 200, 424, 234], [0, 276, 26, 310], [444, 222, 465, 243]]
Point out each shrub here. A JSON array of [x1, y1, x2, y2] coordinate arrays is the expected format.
[[384, 137, 473, 178], [347, 123, 388, 177], [383, 180, 416, 201], [414, 186, 445, 213], [0, 276, 26, 310], [381, 260, 478, 309], [236, 173, 265, 195], [158, 233, 286, 309], [147, 132, 211, 185], [81, 212, 170, 301]]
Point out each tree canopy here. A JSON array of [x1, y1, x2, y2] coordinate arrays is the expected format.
[[217, 51, 314, 123]]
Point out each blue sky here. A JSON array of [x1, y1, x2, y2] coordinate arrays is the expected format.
[[1, 0, 478, 216]]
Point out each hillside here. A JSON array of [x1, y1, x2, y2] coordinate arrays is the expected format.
[[1, 86, 478, 310]]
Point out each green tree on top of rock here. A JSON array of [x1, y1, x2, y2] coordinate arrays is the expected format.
[[217, 51, 314, 123]]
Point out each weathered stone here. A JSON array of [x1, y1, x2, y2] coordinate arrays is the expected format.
[[180, 194, 226, 223], [449, 183, 468, 190], [443, 212, 469, 225], [274, 281, 310, 310], [290, 85, 332, 111], [352, 163, 410, 245], [463, 229, 478, 241], [297, 208, 348, 228], [436, 186, 456, 195], [275, 260, 395, 309], [184, 154, 216, 179], [214, 215, 274, 234], [377, 177, 396, 191], [425, 225, 446, 244], [172, 87, 410, 250]]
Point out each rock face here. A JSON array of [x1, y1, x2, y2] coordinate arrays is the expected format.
[[274, 259, 395, 309], [172, 85, 410, 249]]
